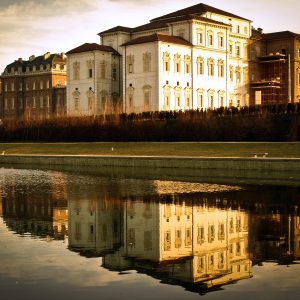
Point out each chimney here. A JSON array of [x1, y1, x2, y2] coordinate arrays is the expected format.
[[257, 28, 263, 34], [29, 55, 35, 61], [43, 52, 51, 60], [18, 58, 23, 63]]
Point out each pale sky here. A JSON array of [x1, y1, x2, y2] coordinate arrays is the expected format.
[[0, 0, 299, 72]]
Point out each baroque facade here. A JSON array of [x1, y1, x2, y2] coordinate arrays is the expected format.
[[96, 3, 251, 114], [97, 2, 300, 114], [0, 52, 67, 120], [66, 43, 121, 116]]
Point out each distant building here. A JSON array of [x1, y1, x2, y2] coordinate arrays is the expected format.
[[0, 52, 67, 120], [66, 43, 121, 116]]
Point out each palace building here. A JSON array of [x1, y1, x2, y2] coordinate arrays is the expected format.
[[0, 52, 67, 120], [19, 2, 299, 118]]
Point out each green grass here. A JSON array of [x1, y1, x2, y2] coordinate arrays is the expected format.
[[0, 142, 299, 158]]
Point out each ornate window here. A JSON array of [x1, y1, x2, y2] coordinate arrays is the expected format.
[[100, 60, 107, 78], [197, 88, 204, 108], [229, 41, 233, 55], [32, 97, 36, 108], [163, 84, 171, 110], [236, 42, 241, 57], [236, 66, 242, 83], [72, 90, 80, 111], [207, 58, 214, 76], [73, 61, 80, 80], [218, 33, 224, 48], [218, 59, 224, 77], [143, 85, 151, 111], [40, 96, 43, 108], [86, 89, 94, 113], [184, 55, 191, 73], [163, 52, 170, 72], [127, 86, 134, 113], [174, 85, 181, 109], [208, 89, 215, 108], [207, 30, 214, 46], [229, 66, 234, 82], [184, 87, 192, 109], [197, 56, 204, 75], [218, 90, 225, 107], [197, 29, 203, 45], [143, 52, 151, 72], [127, 54, 134, 74], [86, 60, 94, 78], [174, 53, 181, 73]]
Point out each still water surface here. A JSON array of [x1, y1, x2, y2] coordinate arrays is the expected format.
[[0, 168, 300, 300]]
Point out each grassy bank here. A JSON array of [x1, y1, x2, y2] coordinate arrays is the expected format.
[[0, 142, 299, 158]]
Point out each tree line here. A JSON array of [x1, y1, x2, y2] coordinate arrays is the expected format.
[[0, 103, 299, 142]]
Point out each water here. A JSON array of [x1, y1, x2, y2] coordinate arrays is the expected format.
[[0, 167, 299, 300]]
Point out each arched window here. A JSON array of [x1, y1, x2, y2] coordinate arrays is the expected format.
[[207, 30, 214, 46], [196, 57, 204, 75], [197, 88, 204, 108], [218, 90, 225, 107], [143, 52, 151, 72], [184, 87, 192, 109], [174, 85, 182, 109], [163, 85, 171, 110], [184, 55, 191, 74], [174, 54, 181, 73], [143, 85, 152, 111], [218, 60, 224, 77], [127, 86, 134, 113], [163, 52, 170, 72], [207, 58, 214, 76], [207, 89, 215, 108], [72, 90, 80, 112]]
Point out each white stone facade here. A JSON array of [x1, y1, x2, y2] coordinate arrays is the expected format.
[[66, 44, 121, 116], [98, 3, 252, 113]]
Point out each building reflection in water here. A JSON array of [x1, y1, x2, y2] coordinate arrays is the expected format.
[[0, 170, 68, 240], [1, 170, 300, 294]]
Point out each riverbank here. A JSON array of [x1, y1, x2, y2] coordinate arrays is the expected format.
[[1, 154, 300, 186]]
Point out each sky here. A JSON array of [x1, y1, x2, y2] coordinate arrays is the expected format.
[[0, 0, 300, 72]]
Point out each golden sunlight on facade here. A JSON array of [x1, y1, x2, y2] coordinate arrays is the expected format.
[[65, 2, 300, 117]]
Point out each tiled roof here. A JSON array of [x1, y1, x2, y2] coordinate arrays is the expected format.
[[100, 13, 229, 38], [121, 33, 192, 47], [66, 43, 120, 55], [4, 53, 66, 73], [131, 20, 169, 33], [151, 3, 251, 22], [98, 26, 132, 35], [262, 31, 300, 40]]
